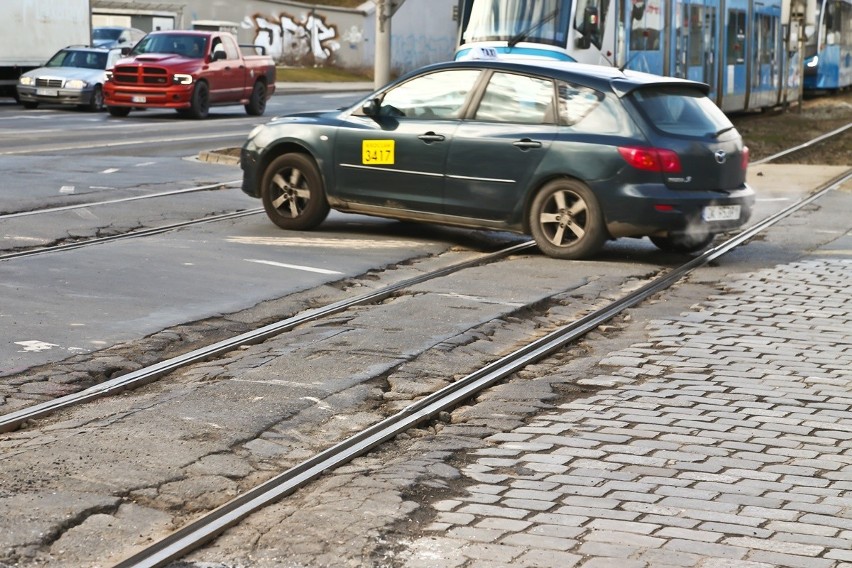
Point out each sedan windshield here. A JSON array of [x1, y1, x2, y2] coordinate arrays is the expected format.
[[462, 0, 569, 46], [45, 50, 109, 70]]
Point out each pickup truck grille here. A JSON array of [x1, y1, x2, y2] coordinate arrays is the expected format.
[[112, 65, 169, 85], [35, 78, 63, 88]]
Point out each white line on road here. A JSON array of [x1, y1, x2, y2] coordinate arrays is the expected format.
[[245, 259, 343, 275]]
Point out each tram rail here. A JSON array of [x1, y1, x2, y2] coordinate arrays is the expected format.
[[112, 167, 852, 568]]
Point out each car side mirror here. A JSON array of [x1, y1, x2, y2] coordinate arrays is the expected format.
[[212, 50, 226, 61], [362, 98, 381, 117], [120, 46, 131, 56]]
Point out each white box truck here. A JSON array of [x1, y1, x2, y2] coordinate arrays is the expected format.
[[0, 0, 92, 100]]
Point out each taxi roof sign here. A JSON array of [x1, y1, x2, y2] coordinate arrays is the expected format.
[[458, 46, 500, 61]]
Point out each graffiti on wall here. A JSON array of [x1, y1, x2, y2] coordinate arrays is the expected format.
[[243, 12, 347, 64]]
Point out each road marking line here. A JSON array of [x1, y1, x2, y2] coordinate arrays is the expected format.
[[245, 259, 342, 275]]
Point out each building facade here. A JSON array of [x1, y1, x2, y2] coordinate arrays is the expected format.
[[91, 0, 459, 74]]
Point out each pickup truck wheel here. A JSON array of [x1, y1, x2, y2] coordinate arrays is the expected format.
[[261, 153, 330, 230], [108, 106, 131, 117], [245, 81, 266, 116], [189, 81, 209, 119]]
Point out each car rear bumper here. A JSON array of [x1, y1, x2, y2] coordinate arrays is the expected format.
[[604, 183, 756, 238]]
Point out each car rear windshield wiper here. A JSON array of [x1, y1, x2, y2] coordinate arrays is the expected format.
[[713, 125, 736, 137], [508, 9, 559, 47]]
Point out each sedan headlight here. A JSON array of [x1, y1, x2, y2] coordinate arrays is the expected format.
[[65, 79, 87, 89], [19, 76, 34, 86], [105, 70, 113, 81], [173, 73, 193, 85]]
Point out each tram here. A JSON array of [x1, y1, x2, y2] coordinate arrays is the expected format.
[[804, 0, 852, 90], [454, 0, 801, 112]]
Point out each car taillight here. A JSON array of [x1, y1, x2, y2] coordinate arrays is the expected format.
[[618, 146, 682, 173], [741, 146, 749, 170]]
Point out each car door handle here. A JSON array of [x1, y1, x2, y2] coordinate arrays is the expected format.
[[418, 132, 446, 144], [513, 139, 543, 150]]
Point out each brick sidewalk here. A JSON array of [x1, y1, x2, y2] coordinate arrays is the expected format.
[[401, 246, 852, 567]]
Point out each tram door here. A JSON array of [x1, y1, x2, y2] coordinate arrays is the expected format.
[[750, 2, 782, 108], [721, 0, 749, 111], [621, 0, 667, 75], [672, 0, 719, 97]]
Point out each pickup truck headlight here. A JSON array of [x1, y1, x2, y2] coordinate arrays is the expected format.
[[19, 76, 34, 86], [65, 79, 87, 89], [173, 73, 194, 85]]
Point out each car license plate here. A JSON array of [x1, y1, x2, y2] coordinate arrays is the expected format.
[[36, 88, 58, 97], [702, 205, 741, 222], [131, 95, 146, 103], [362, 140, 394, 165]]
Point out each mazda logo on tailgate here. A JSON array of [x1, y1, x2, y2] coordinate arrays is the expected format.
[[715, 150, 728, 164]]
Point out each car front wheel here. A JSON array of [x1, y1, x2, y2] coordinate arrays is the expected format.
[[529, 179, 607, 259], [108, 106, 130, 117], [261, 153, 330, 230], [188, 81, 209, 119]]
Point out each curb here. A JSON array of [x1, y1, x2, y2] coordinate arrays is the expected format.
[[198, 149, 240, 166]]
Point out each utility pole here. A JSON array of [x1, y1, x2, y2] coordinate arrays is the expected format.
[[374, 0, 406, 89]]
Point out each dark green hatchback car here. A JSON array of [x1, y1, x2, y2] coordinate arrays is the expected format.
[[240, 59, 754, 259]]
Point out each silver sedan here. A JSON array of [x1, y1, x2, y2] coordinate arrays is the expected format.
[[17, 46, 123, 111]]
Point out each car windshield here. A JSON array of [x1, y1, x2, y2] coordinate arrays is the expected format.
[[629, 86, 734, 137], [93, 28, 121, 40], [131, 34, 207, 58], [45, 49, 109, 70]]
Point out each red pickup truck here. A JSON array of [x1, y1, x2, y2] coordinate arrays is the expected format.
[[103, 30, 276, 119]]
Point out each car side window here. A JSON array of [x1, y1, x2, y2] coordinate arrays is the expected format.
[[222, 35, 241, 60], [556, 82, 604, 126], [379, 70, 480, 119], [475, 72, 555, 124]]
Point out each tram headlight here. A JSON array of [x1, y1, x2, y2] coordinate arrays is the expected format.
[[806, 56, 819, 68]]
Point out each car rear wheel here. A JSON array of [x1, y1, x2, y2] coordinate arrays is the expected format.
[[650, 233, 715, 253], [108, 106, 130, 117], [529, 179, 607, 259], [261, 153, 330, 230], [245, 81, 266, 116], [188, 81, 209, 119]]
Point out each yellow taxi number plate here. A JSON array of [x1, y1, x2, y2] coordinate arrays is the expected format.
[[362, 140, 395, 165]]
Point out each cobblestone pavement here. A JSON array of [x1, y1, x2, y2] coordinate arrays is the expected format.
[[400, 243, 852, 567]]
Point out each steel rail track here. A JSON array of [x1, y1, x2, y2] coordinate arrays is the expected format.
[[0, 180, 241, 221], [0, 240, 537, 433], [752, 123, 852, 165], [111, 168, 852, 568]]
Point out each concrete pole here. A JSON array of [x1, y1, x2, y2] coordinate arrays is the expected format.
[[374, 0, 392, 89]]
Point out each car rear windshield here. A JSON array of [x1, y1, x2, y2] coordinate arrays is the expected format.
[[629, 86, 734, 137]]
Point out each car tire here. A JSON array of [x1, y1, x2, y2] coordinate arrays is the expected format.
[[529, 178, 607, 259], [261, 153, 330, 230], [21, 101, 38, 109], [188, 81, 209, 119], [650, 233, 715, 253], [108, 106, 131, 117], [245, 81, 266, 116], [85, 85, 104, 112]]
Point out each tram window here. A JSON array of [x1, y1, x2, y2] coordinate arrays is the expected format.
[[474, 72, 555, 124], [726, 10, 746, 64], [688, 6, 705, 66], [630, 0, 664, 51]]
